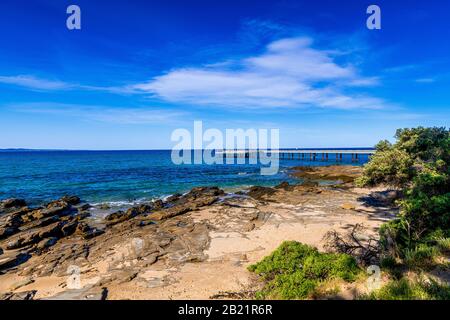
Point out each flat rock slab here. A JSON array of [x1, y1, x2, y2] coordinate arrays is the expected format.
[[0, 290, 36, 300], [44, 286, 108, 300]]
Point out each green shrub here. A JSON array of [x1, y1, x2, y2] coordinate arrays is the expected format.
[[403, 244, 439, 269], [248, 241, 361, 299], [363, 277, 450, 300]]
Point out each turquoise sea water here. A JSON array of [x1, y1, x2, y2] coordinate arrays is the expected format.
[[0, 150, 371, 206]]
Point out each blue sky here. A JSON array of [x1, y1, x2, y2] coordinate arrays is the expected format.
[[0, 0, 449, 149]]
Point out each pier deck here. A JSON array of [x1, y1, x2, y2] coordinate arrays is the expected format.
[[216, 149, 375, 162]]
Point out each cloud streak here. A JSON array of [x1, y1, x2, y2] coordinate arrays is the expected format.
[[0, 75, 73, 91], [5, 103, 186, 125], [132, 37, 387, 110]]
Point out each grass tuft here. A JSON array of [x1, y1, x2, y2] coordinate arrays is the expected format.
[[362, 277, 450, 300]]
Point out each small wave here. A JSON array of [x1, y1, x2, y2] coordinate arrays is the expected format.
[[91, 198, 151, 208]]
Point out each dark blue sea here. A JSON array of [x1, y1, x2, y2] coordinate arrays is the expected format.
[[0, 149, 371, 206]]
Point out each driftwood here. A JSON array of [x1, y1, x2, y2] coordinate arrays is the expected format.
[[323, 224, 380, 266]]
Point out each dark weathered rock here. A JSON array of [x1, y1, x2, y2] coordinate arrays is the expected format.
[[60, 195, 81, 205], [247, 186, 276, 200], [75, 222, 104, 239], [61, 220, 78, 236], [35, 237, 58, 251], [105, 204, 153, 226], [78, 203, 91, 211], [185, 186, 224, 199], [6, 221, 65, 250], [0, 251, 31, 271], [150, 205, 191, 221], [0, 226, 19, 240], [31, 205, 75, 220], [104, 210, 126, 226], [99, 203, 111, 210], [5, 212, 25, 228], [152, 199, 164, 210], [81, 228, 104, 240], [63, 211, 90, 222], [1, 198, 27, 209], [19, 215, 60, 232], [275, 181, 290, 189], [166, 193, 182, 203]]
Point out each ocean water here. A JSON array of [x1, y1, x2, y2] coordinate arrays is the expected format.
[[0, 150, 371, 206]]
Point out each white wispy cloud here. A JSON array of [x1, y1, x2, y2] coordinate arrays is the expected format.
[[5, 102, 186, 125], [0, 74, 134, 94], [132, 37, 388, 109], [415, 78, 435, 83], [0, 75, 73, 91]]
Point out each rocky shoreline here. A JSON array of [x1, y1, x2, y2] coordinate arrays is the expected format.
[[0, 165, 399, 300]]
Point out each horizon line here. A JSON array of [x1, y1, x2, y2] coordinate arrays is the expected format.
[[0, 147, 376, 152]]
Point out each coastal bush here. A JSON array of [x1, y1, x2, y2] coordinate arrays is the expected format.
[[362, 277, 450, 300], [358, 127, 450, 252], [248, 241, 361, 299]]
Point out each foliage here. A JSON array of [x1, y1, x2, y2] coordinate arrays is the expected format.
[[436, 237, 450, 254], [248, 241, 361, 299], [403, 244, 439, 270], [358, 127, 450, 251], [355, 148, 414, 187], [362, 277, 450, 300]]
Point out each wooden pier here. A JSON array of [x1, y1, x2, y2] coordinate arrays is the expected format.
[[216, 149, 375, 162]]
